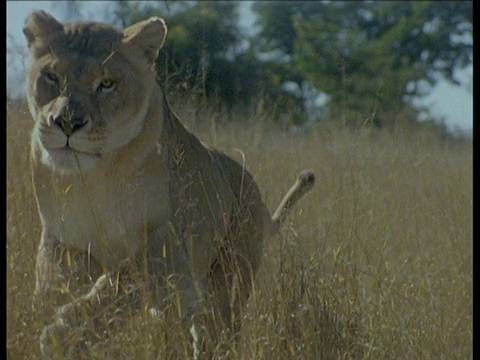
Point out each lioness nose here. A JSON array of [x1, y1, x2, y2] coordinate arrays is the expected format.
[[51, 115, 87, 136]]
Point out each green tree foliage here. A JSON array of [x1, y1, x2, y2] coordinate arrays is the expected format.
[[110, 1, 471, 128], [254, 1, 472, 126], [110, 1, 266, 110]]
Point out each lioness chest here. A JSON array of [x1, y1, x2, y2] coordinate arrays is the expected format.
[[34, 163, 171, 269]]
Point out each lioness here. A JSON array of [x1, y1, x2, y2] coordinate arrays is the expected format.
[[24, 11, 315, 357]]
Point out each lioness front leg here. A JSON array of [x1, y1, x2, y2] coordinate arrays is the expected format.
[[34, 233, 116, 357], [33, 232, 69, 311], [39, 273, 111, 357], [146, 237, 207, 359], [38, 263, 140, 358]]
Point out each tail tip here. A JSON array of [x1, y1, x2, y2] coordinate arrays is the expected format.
[[298, 170, 315, 190]]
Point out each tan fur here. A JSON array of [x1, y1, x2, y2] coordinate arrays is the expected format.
[[24, 11, 315, 356]]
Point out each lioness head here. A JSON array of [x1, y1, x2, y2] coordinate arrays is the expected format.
[[24, 11, 167, 174]]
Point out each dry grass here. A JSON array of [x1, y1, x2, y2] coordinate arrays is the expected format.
[[7, 99, 472, 359]]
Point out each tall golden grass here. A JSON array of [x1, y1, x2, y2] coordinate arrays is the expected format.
[[7, 99, 472, 359]]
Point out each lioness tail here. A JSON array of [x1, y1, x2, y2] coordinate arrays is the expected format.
[[271, 170, 315, 233]]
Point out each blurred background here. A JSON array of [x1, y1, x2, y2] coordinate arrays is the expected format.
[[7, 1, 472, 138]]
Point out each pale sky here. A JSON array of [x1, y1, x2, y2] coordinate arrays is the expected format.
[[7, 1, 472, 135]]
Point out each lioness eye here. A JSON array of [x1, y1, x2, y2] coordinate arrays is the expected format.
[[98, 79, 115, 92]]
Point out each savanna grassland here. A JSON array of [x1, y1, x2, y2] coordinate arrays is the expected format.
[[7, 99, 472, 359]]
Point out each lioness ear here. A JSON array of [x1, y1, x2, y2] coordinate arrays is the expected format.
[[23, 11, 64, 49], [123, 17, 167, 64]]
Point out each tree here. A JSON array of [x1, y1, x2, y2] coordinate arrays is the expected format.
[[110, 1, 266, 111], [254, 1, 472, 126], [107, 1, 471, 128]]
